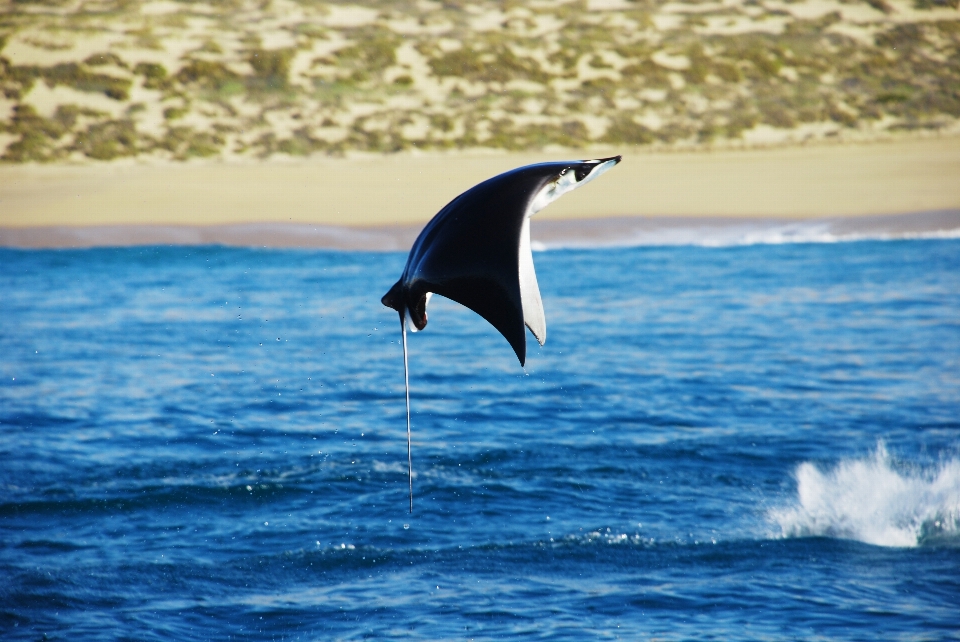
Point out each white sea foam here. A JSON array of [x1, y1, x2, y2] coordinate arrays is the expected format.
[[769, 443, 960, 548], [529, 211, 960, 250], [4, 212, 957, 251]]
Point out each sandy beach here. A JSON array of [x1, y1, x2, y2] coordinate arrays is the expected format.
[[2, 135, 959, 249]]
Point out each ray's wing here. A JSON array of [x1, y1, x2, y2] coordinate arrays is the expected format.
[[403, 169, 549, 365], [383, 157, 621, 366]]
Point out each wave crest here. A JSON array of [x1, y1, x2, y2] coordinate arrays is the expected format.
[[530, 211, 960, 250], [769, 443, 960, 548]]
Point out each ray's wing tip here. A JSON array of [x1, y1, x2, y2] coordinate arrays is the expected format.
[[513, 340, 526, 367], [584, 154, 622, 164]]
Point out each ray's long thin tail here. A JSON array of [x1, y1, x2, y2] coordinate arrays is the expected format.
[[400, 312, 413, 514]]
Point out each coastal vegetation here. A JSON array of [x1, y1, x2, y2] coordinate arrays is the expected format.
[[0, 0, 958, 161]]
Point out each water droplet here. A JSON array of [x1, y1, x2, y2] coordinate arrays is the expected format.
[[403, 524, 410, 530], [264, 521, 268, 526]]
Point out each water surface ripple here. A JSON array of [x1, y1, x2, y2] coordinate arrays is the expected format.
[[1, 241, 959, 640]]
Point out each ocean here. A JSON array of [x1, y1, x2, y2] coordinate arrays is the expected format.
[[2, 236, 959, 640]]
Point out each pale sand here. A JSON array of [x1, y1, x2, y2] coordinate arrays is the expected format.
[[1, 136, 959, 249]]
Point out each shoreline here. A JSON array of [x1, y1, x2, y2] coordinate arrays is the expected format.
[[3, 210, 958, 251], [1, 136, 958, 247]]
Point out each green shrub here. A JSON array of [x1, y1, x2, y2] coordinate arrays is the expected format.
[[39, 63, 131, 100], [332, 29, 397, 75], [430, 48, 547, 84], [744, 46, 782, 77], [163, 105, 188, 120], [72, 119, 139, 160], [247, 48, 295, 92], [429, 48, 486, 78], [176, 60, 242, 94], [157, 126, 225, 159], [914, 0, 958, 8], [620, 60, 670, 87], [277, 128, 323, 155], [684, 44, 710, 84], [876, 91, 910, 104], [430, 113, 454, 132], [712, 61, 742, 83], [759, 101, 796, 128], [134, 62, 169, 90], [603, 116, 654, 144], [84, 52, 126, 67], [1, 104, 65, 161], [725, 109, 759, 138]]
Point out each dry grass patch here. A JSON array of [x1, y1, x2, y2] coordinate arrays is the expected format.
[[0, 0, 958, 161]]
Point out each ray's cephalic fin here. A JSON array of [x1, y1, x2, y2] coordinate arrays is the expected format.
[[382, 156, 621, 512]]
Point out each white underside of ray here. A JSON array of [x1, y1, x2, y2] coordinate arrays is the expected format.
[[518, 217, 546, 345], [527, 157, 619, 216]]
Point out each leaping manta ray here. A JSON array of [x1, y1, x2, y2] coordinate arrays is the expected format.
[[382, 156, 622, 512]]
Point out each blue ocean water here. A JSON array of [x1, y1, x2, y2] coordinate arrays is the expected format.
[[1, 239, 959, 640]]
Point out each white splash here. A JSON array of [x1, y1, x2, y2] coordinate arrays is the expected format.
[[769, 443, 960, 548]]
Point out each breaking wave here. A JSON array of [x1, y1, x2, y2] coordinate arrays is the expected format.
[[769, 443, 960, 548], [530, 210, 960, 250]]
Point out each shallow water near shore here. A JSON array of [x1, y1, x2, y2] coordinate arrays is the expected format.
[[2, 239, 959, 640]]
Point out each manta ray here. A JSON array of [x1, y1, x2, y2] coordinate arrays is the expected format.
[[382, 156, 622, 511]]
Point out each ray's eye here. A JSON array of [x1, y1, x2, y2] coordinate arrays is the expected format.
[[574, 166, 592, 182]]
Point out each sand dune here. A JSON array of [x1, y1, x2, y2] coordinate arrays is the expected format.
[[2, 0, 959, 162]]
